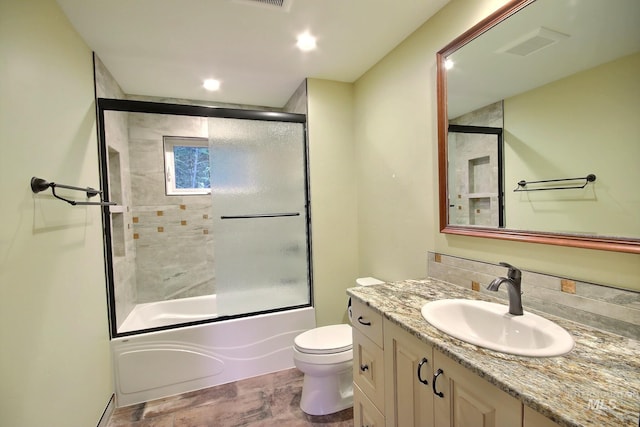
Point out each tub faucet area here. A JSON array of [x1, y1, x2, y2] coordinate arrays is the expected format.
[[487, 262, 523, 316]]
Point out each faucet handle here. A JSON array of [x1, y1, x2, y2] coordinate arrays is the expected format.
[[499, 262, 522, 281]]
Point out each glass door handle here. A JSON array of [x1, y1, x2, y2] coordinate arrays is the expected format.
[[220, 212, 300, 219]]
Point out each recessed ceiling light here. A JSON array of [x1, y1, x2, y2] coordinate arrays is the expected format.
[[444, 59, 454, 70], [203, 79, 221, 91], [296, 32, 317, 52]]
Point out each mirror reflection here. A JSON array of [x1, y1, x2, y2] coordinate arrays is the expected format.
[[447, 106, 504, 227], [443, 0, 640, 241]]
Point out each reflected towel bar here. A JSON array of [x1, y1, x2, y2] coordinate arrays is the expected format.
[[514, 174, 596, 192], [30, 177, 116, 206]]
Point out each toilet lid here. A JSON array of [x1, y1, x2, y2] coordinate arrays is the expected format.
[[294, 324, 352, 354]]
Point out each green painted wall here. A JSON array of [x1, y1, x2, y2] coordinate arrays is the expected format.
[[307, 79, 359, 326], [0, 0, 113, 425]]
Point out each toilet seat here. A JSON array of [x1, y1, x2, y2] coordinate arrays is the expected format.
[[293, 346, 353, 365], [294, 324, 352, 354]]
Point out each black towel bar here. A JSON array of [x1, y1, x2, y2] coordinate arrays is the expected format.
[[514, 174, 596, 192], [30, 177, 116, 206]]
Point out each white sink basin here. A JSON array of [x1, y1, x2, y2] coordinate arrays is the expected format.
[[421, 299, 574, 357]]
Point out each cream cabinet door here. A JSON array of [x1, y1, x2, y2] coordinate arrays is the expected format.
[[354, 383, 385, 427], [383, 319, 434, 427], [433, 350, 522, 427]]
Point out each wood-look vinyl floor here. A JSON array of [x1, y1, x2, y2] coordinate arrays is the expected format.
[[107, 368, 354, 427]]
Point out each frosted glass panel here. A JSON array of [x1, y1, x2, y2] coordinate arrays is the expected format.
[[208, 117, 310, 317], [212, 216, 310, 315]]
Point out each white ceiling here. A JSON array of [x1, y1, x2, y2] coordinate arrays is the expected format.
[[56, 0, 450, 108]]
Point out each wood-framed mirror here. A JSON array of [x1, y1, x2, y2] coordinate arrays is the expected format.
[[437, 0, 640, 254]]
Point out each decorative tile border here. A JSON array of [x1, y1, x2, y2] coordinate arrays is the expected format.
[[132, 203, 215, 302], [427, 252, 640, 340]]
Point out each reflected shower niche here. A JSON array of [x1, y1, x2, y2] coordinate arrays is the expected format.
[[448, 124, 504, 228], [468, 155, 492, 226]]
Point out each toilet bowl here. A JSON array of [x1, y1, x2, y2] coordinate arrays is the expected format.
[[293, 277, 384, 416], [293, 324, 353, 416]]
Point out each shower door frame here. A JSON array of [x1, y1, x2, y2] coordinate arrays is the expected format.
[[96, 98, 313, 339]]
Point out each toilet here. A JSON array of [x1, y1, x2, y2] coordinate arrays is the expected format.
[[293, 277, 384, 416]]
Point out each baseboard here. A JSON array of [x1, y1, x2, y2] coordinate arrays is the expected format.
[[96, 394, 115, 427]]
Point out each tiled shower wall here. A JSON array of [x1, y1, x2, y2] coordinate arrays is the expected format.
[[95, 56, 138, 328], [128, 113, 216, 303], [427, 252, 640, 340], [283, 80, 308, 114], [126, 85, 308, 303]]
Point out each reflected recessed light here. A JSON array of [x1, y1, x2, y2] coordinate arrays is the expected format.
[[296, 32, 317, 51], [444, 59, 454, 70], [203, 79, 220, 91]]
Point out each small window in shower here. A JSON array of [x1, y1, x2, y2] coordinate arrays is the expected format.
[[163, 136, 210, 195]]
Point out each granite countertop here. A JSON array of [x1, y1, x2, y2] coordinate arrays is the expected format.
[[347, 279, 640, 427]]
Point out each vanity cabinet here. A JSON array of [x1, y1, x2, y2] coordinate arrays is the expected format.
[[376, 317, 545, 427], [351, 299, 385, 426]]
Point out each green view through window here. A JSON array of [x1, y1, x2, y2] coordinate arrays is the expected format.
[[164, 136, 210, 195]]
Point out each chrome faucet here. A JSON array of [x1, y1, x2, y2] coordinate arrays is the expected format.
[[487, 262, 523, 316]]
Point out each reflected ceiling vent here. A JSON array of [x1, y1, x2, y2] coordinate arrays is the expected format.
[[497, 27, 569, 56], [232, 0, 292, 11]]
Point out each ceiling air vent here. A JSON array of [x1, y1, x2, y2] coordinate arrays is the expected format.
[[253, 0, 284, 5], [232, 0, 292, 11], [497, 27, 569, 57]]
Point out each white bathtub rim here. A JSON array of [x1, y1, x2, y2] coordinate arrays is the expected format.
[[117, 293, 312, 335], [118, 294, 219, 333]]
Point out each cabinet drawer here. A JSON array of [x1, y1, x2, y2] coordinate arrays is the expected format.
[[351, 298, 383, 347], [353, 328, 385, 412], [354, 383, 385, 427]]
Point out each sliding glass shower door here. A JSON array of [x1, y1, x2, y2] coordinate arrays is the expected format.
[[208, 117, 311, 317]]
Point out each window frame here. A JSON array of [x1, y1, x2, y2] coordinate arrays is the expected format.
[[163, 136, 211, 196]]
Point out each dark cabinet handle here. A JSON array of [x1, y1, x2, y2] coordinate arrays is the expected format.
[[357, 316, 371, 326], [417, 357, 429, 385], [360, 364, 369, 372], [433, 368, 444, 398]]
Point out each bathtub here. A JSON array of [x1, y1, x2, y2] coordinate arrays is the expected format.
[[118, 294, 219, 333], [111, 294, 315, 407]]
